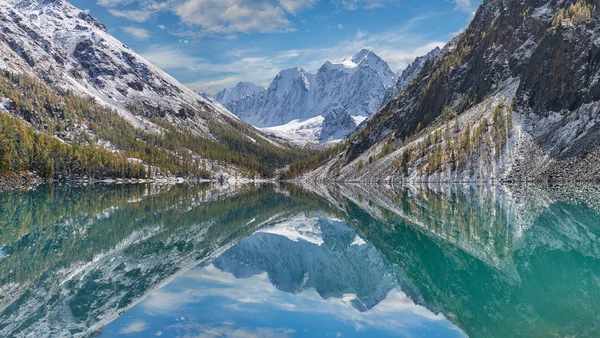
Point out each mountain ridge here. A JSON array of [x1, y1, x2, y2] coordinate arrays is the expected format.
[[215, 48, 437, 145], [302, 0, 600, 183]]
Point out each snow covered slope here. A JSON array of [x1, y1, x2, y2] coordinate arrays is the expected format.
[[0, 0, 245, 136], [259, 116, 325, 146], [214, 82, 265, 121], [215, 49, 407, 144]]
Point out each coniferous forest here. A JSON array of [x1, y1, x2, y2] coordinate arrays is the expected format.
[[0, 70, 315, 182]]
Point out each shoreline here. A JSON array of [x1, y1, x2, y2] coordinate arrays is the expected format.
[[0, 174, 282, 192]]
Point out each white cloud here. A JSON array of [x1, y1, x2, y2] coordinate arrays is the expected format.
[[122, 26, 152, 40], [96, 0, 135, 7], [141, 45, 204, 70], [452, 0, 477, 12], [119, 320, 148, 334], [101, 0, 319, 36], [278, 0, 319, 14], [165, 322, 294, 338], [185, 77, 242, 93], [138, 264, 460, 336], [173, 0, 294, 35], [331, 0, 397, 11], [338, 24, 344, 30], [108, 8, 153, 22]]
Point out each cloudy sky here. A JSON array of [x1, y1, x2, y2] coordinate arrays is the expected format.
[[69, 0, 480, 94]]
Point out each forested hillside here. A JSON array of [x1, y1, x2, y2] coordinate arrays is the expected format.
[[0, 0, 316, 185], [0, 69, 313, 182]]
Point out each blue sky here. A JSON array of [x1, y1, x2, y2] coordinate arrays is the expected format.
[[69, 0, 480, 94]]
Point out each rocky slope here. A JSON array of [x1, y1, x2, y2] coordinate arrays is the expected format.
[[0, 0, 304, 179], [306, 0, 600, 183], [383, 47, 440, 105], [215, 50, 420, 144]]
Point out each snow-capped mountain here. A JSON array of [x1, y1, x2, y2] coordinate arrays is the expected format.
[[215, 49, 404, 145], [258, 67, 317, 127], [213, 82, 265, 120], [0, 0, 239, 135]]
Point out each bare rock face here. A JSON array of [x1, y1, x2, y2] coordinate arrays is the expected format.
[[382, 47, 440, 106], [320, 108, 357, 142]]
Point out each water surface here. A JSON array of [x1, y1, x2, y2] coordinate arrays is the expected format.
[[0, 183, 599, 337]]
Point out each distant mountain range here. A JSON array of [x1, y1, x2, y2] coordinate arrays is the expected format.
[[214, 48, 439, 145]]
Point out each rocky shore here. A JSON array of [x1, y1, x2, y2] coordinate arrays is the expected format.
[[0, 172, 38, 191]]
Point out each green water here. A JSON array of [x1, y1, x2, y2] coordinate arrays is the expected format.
[[0, 183, 598, 337]]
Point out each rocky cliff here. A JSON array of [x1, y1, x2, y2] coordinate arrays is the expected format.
[[306, 0, 600, 183]]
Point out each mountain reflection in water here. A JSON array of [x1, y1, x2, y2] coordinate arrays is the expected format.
[[0, 183, 599, 337]]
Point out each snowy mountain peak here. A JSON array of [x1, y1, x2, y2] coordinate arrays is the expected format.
[[330, 49, 395, 87], [214, 48, 435, 144], [14, 0, 63, 9], [346, 49, 373, 65], [215, 82, 265, 103], [273, 67, 313, 91]]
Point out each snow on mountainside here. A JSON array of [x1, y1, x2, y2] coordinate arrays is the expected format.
[[259, 116, 325, 147], [215, 49, 414, 145], [214, 82, 265, 120], [0, 0, 240, 136]]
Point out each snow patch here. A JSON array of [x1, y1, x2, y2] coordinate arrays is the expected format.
[[259, 116, 325, 146]]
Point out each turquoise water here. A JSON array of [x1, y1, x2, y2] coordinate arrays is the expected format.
[[0, 183, 599, 337]]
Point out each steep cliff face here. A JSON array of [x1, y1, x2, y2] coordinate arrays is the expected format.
[[214, 82, 265, 121], [308, 0, 600, 183], [382, 47, 440, 106]]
